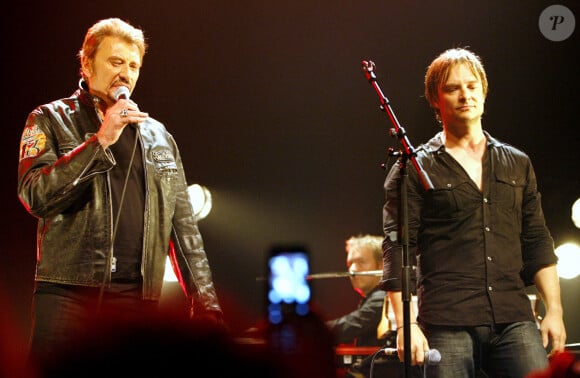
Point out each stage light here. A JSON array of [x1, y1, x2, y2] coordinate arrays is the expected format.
[[572, 198, 580, 229], [163, 259, 178, 282], [188, 184, 212, 220], [555, 242, 580, 279], [164, 184, 213, 282]]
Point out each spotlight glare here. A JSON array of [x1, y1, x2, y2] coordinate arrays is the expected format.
[[187, 184, 212, 220], [164, 256, 178, 282], [164, 184, 213, 282], [572, 198, 580, 228], [555, 242, 580, 279]]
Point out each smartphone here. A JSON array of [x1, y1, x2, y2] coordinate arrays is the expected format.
[[264, 246, 335, 378], [266, 245, 311, 325]]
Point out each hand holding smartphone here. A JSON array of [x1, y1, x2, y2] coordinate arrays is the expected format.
[[266, 245, 311, 324], [264, 245, 337, 377]]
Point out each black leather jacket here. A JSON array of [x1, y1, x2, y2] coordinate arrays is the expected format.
[[17, 82, 222, 315]]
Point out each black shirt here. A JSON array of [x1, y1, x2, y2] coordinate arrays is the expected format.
[[380, 131, 557, 326], [326, 287, 387, 346], [109, 126, 145, 282]]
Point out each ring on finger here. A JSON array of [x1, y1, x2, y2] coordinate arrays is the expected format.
[[120, 108, 128, 117]]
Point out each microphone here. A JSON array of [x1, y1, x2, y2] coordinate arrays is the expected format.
[[382, 347, 441, 365], [113, 86, 140, 129], [114, 86, 130, 101]]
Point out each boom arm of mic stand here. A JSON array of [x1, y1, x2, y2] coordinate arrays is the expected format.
[[361, 60, 433, 378], [362, 60, 433, 192], [306, 270, 383, 280], [255, 270, 383, 281]]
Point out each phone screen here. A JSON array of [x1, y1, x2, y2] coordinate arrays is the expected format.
[[267, 246, 311, 325], [264, 246, 337, 378]]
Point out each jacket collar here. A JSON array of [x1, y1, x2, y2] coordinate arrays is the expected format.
[[77, 79, 104, 109]]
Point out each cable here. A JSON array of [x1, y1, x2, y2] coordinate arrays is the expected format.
[[96, 126, 141, 311]]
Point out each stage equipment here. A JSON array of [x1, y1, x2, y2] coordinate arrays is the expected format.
[[555, 243, 580, 279], [307, 270, 382, 280], [361, 59, 434, 378], [255, 270, 382, 282], [164, 184, 212, 282], [336, 345, 423, 378], [187, 183, 212, 220]]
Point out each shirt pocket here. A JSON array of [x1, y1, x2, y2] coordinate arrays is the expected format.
[[493, 172, 525, 211], [423, 175, 477, 219]]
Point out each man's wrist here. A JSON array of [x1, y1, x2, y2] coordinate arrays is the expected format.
[[396, 322, 418, 331]]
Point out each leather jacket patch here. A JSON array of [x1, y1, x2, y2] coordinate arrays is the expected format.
[[152, 149, 173, 162], [20, 124, 47, 161]]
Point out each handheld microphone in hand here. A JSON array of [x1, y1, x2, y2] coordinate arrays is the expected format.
[[112, 86, 140, 129], [382, 347, 441, 365], [114, 86, 130, 101]]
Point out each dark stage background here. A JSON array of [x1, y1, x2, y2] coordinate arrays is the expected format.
[[2, 0, 579, 353]]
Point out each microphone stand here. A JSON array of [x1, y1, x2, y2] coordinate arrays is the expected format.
[[361, 60, 433, 378]]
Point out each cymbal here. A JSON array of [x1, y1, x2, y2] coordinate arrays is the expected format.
[[255, 270, 382, 281]]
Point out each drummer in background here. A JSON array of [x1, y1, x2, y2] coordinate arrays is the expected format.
[[326, 234, 393, 347]]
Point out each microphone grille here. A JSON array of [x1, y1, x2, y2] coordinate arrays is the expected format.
[[426, 349, 441, 364], [113, 86, 130, 101]]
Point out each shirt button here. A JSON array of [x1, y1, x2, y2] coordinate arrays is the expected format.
[[485, 226, 490, 232], [488, 286, 493, 291], [487, 256, 493, 261], [447, 183, 452, 188], [483, 198, 488, 203]]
